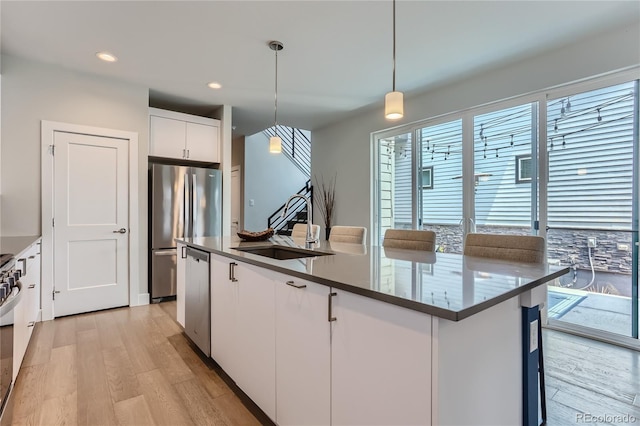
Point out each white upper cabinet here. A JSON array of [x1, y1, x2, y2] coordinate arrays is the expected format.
[[149, 108, 220, 163]]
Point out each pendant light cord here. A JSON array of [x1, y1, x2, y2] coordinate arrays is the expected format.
[[274, 46, 279, 136], [392, 0, 396, 92]]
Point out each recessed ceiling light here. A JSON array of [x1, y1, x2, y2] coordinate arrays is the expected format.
[[207, 82, 222, 89], [96, 52, 117, 62]]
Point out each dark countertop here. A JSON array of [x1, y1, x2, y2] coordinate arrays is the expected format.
[[0, 236, 41, 258], [178, 236, 570, 321]]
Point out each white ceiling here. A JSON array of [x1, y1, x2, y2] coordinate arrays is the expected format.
[[2, 1, 639, 136]]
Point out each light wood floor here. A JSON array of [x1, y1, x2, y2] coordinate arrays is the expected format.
[[8, 302, 640, 425], [544, 329, 640, 425], [9, 302, 261, 426]]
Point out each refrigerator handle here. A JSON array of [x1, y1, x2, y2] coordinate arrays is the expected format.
[[184, 173, 190, 238], [192, 173, 198, 237]]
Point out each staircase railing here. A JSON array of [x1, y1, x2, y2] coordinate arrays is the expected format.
[[268, 180, 313, 235], [263, 125, 311, 177]]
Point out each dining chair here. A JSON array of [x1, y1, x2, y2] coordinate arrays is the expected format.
[[382, 229, 436, 251], [463, 232, 545, 264], [328, 226, 367, 244], [291, 223, 320, 241]]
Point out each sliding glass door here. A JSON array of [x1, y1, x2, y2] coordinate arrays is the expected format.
[[545, 80, 639, 341]]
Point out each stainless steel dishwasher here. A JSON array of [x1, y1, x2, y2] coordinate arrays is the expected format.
[[185, 247, 210, 356]]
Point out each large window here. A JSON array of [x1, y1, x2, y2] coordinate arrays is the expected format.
[[374, 71, 640, 345]]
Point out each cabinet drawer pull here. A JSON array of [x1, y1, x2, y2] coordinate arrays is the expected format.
[[28, 255, 36, 260], [28, 284, 35, 289], [328, 292, 337, 322], [27, 321, 35, 328], [229, 262, 238, 282], [286, 281, 306, 289]]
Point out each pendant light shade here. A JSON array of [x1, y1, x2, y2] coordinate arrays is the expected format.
[[269, 40, 284, 154], [385, 0, 404, 120], [385, 91, 404, 120], [269, 136, 282, 153]]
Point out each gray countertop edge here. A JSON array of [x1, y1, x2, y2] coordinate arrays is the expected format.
[[180, 239, 570, 322]]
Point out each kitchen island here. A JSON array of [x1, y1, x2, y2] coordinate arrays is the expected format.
[[177, 235, 569, 426]]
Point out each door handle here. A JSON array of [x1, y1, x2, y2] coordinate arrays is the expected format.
[[286, 280, 306, 289], [113, 228, 127, 234], [328, 292, 337, 322], [229, 262, 238, 282]]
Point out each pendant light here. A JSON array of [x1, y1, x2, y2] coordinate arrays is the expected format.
[[269, 40, 284, 154], [385, 0, 403, 120]]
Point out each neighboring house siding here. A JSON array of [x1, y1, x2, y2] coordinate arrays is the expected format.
[[547, 81, 635, 229]]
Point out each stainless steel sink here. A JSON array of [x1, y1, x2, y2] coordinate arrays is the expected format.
[[232, 245, 333, 260]]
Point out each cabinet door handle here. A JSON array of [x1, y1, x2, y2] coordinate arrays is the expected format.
[[27, 322, 35, 328], [229, 262, 238, 282], [181, 246, 187, 259], [286, 280, 306, 289], [28, 255, 36, 260], [182, 149, 186, 158], [328, 292, 337, 322], [186, 149, 190, 158], [28, 284, 35, 289]]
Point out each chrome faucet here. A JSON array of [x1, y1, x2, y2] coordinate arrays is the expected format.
[[282, 194, 317, 247]]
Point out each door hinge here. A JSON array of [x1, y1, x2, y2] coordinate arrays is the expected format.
[[52, 218, 55, 227], [49, 145, 55, 155]]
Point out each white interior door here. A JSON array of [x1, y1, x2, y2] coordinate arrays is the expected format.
[[53, 131, 129, 317], [231, 166, 241, 235]]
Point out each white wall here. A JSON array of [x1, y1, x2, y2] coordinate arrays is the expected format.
[[244, 132, 307, 231], [311, 21, 640, 237], [0, 54, 150, 299]]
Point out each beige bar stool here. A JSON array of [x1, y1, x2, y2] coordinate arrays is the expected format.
[[463, 233, 544, 263], [328, 226, 367, 244], [382, 229, 436, 251], [291, 223, 320, 241]]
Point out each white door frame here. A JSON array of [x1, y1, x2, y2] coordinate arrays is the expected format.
[[41, 121, 140, 321], [231, 165, 242, 233]]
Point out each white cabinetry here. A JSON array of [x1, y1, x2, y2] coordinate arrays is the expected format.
[[330, 289, 432, 426], [210, 255, 276, 421], [176, 242, 186, 327], [275, 274, 330, 426], [13, 241, 41, 379], [149, 108, 220, 163]]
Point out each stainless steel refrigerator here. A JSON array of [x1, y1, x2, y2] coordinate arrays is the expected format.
[[149, 163, 222, 300]]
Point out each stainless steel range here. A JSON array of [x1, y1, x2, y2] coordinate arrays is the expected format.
[[0, 253, 22, 423]]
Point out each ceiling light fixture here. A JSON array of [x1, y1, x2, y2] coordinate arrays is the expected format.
[[96, 51, 117, 62], [207, 82, 222, 89], [385, 0, 403, 120], [268, 40, 284, 154]]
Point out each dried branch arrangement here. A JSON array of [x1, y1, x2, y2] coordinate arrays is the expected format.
[[314, 174, 336, 230]]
